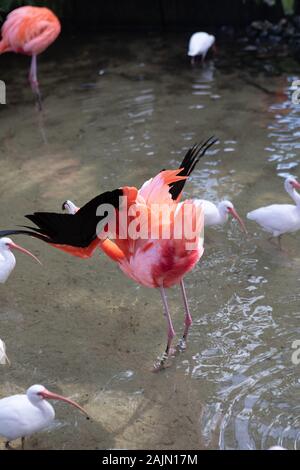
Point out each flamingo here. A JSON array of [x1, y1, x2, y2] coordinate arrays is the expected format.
[[198, 200, 246, 231], [0, 237, 40, 283], [188, 32, 216, 65], [0, 384, 88, 449], [247, 177, 300, 249], [0, 6, 61, 109], [0, 138, 217, 369]]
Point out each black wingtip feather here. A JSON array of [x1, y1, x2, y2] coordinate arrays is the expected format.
[[169, 136, 218, 200]]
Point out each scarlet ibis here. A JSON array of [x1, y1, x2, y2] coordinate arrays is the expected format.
[[0, 237, 40, 283], [188, 32, 216, 64], [0, 6, 61, 109], [0, 384, 88, 449], [247, 177, 300, 249], [198, 200, 246, 231], [0, 138, 217, 369]]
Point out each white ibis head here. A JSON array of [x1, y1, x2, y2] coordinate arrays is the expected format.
[[218, 201, 247, 233], [62, 200, 78, 215], [27, 384, 88, 415], [284, 177, 300, 193], [0, 237, 41, 264]]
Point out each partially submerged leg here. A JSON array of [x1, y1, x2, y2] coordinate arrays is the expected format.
[[5, 441, 12, 450], [268, 235, 284, 250], [21, 437, 25, 450], [29, 55, 42, 111], [153, 286, 176, 371], [177, 279, 193, 351]]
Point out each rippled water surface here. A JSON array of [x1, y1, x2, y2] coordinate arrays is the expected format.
[[0, 33, 300, 450]]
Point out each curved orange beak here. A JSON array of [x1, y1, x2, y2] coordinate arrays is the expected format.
[[39, 389, 89, 417], [228, 207, 247, 234], [7, 241, 41, 265]]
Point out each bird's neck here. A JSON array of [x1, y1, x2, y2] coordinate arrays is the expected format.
[[218, 210, 228, 224], [289, 188, 300, 207], [34, 400, 55, 420], [2, 250, 14, 263]]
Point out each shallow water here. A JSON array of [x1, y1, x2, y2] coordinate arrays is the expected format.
[[0, 33, 300, 450]]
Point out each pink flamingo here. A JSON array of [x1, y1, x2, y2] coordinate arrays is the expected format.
[[0, 6, 61, 109], [0, 138, 217, 369]]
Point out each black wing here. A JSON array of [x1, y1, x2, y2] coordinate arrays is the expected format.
[[0, 188, 123, 248], [168, 136, 218, 200]]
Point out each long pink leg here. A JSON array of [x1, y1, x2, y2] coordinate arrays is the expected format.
[[154, 286, 176, 370], [29, 54, 42, 111], [177, 279, 193, 351]]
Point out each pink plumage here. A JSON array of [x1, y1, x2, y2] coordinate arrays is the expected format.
[[0, 6, 61, 108], [62, 139, 216, 369]]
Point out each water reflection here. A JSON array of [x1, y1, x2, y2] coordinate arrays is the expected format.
[[189, 73, 300, 450], [267, 76, 300, 177]]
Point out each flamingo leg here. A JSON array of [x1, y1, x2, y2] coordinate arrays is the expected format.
[[21, 437, 25, 450], [154, 286, 176, 370], [5, 441, 12, 450], [177, 279, 193, 351], [29, 54, 42, 111]]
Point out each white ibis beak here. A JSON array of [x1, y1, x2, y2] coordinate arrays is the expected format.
[[292, 180, 300, 190], [7, 241, 42, 265], [39, 389, 89, 417], [228, 207, 247, 234]]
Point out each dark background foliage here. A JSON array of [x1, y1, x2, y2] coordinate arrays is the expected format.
[[0, 0, 300, 31]]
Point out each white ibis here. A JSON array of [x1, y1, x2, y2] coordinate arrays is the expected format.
[[188, 32, 216, 64], [247, 177, 300, 249], [0, 384, 88, 449], [0, 237, 41, 283], [198, 199, 247, 232], [0, 338, 9, 365]]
